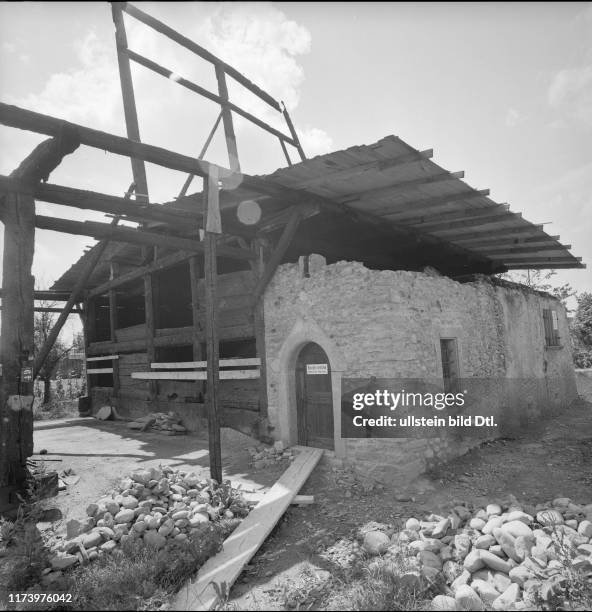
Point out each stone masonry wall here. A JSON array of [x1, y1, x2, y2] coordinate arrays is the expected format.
[[263, 259, 578, 484]]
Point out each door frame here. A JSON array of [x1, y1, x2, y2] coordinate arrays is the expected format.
[[273, 318, 345, 457], [295, 342, 334, 449]]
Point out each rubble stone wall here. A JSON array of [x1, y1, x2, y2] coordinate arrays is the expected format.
[[263, 259, 577, 484]]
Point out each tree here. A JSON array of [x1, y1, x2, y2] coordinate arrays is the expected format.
[[34, 303, 73, 404], [497, 269, 576, 309]]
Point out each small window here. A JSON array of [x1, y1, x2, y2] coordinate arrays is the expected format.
[[543, 309, 561, 347], [440, 338, 460, 393]]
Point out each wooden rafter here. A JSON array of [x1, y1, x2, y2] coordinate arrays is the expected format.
[[252, 208, 303, 303], [339, 170, 465, 204], [35, 215, 254, 260]]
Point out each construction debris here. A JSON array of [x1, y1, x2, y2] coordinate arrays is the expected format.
[[127, 412, 188, 434], [248, 440, 294, 469]]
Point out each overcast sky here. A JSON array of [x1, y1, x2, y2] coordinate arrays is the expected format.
[[1, 2, 591, 340]]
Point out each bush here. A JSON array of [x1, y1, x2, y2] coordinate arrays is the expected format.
[[573, 346, 592, 369]]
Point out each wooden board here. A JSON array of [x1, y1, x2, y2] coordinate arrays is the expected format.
[[86, 355, 119, 362], [87, 368, 114, 375], [150, 358, 261, 369], [131, 370, 260, 380], [173, 446, 323, 611]]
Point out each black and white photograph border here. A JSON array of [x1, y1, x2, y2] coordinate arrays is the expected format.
[[0, 2, 591, 611]]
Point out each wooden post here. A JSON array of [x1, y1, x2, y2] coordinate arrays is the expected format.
[[252, 238, 269, 420], [111, 2, 150, 205], [33, 218, 119, 379], [109, 261, 120, 401], [0, 134, 78, 504], [215, 65, 240, 172], [189, 256, 204, 401], [204, 169, 222, 482], [144, 272, 157, 408]]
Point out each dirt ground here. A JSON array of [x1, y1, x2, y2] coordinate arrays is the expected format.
[[31, 400, 592, 610], [227, 399, 592, 610], [32, 418, 286, 534]]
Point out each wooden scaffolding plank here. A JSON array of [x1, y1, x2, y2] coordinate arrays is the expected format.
[[173, 446, 323, 611], [131, 369, 260, 380], [150, 358, 261, 369]]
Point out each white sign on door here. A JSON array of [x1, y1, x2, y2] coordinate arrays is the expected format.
[[306, 363, 328, 375]]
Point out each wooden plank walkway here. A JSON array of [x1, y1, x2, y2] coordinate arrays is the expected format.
[[173, 446, 324, 611]]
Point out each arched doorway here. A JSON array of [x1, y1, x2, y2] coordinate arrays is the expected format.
[[295, 342, 334, 450]]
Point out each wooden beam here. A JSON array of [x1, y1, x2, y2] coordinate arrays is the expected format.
[[452, 234, 562, 247], [0, 306, 84, 314], [33, 219, 120, 379], [109, 262, 120, 400], [489, 255, 582, 264], [288, 147, 434, 190], [151, 358, 261, 369], [132, 370, 259, 380], [1, 135, 79, 502], [401, 203, 510, 227], [252, 209, 303, 303], [178, 112, 223, 199], [448, 225, 546, 243], [216, 65, 240, 172], [0, 289, 73, 302], [505, 262, 586, 270], [144, 271, 157, 407], [120, 1, 281, 112], [34, 215, 254, 260], [204, 169, 222, 483], [0, 176, 200, 227], [413, 211, 522, 233], [339, 170, 465, 204], [256, 203, 319, 234], [477, 244, 571, 255], [374, 190, 490, 219], [281, 103, 306, 161], [89, 250, 192, 298], [125, 49, 295, 148], [252, 238, 269, 420], [0, 103, 235, 181], [111, 2, 149, 205], [173, 446, 323, 611]]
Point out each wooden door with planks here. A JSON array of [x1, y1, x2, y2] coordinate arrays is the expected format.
[[295, 343, 334, 450]]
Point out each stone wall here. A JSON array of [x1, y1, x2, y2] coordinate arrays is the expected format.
[[263, 258, 578, 484]]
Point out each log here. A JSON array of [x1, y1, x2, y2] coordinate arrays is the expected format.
[[0, 134, 79, 501], [34, 215, 254, 260]]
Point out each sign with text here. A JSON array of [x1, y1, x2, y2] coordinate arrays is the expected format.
[[306, 363, 328, 375]]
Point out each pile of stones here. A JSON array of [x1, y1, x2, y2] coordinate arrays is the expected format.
[[44, 465, 249, 585], [248, 441, 294, 469], [360, 497, 592, 611], [127, 412, 187, 434]]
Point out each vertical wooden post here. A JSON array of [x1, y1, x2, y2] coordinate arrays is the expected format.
[[0, 135, 78, 505], [111, 2, 150, 205], [204, 169, 222, 483], [0, 190, 35, 500], [189, 256, 204, 401], [144, 272, 157, 408], [83, 297, 96, 401], [252, 238, 269, 420], [215, 65, 240, 173], [109, 261, 120, 402]]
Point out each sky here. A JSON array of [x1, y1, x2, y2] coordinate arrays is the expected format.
[[0, 1, 591, 340]]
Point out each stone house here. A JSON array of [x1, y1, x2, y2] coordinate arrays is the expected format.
[[51, 136, 581, 482]]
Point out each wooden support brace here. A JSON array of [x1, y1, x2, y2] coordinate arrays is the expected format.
[[252, 208, 303, 304]]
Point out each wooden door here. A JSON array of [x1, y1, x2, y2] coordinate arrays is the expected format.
[[295, 343, 334, 450]]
